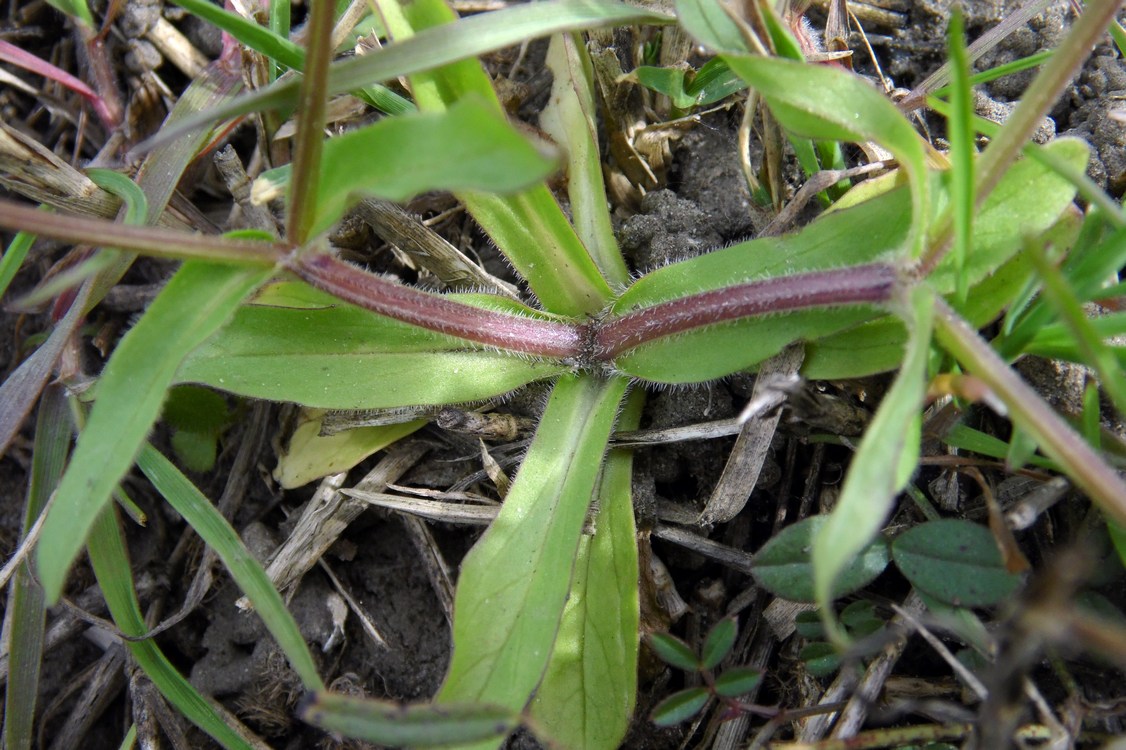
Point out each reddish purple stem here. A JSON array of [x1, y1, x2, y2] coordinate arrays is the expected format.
[[293, 254, 900, 366], [592, 263, 899, 361], [292, 253, 585, 360]]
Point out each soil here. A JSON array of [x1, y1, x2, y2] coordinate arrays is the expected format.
[[0, 1, 1125, 749]]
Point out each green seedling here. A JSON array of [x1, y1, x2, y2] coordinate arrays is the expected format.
[[1, 0, 1125, 748], [647, 618, 765, 727]]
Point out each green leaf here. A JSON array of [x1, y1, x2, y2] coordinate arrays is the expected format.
[[685, 58, 747, 107], [650, 687, 709, 727], [713, 667, 762, 698], [633, 65, 696, 109], [751, 516, 889, 603], [86, 506, 255, 749], [700, 617, 737, 670], [309, 97, 559, 237], [136, 444, 324, 691], [4, 387, 67, 750], [540, 33, 628, 286], [675, 0, 749, 53], [275, 412, 423, 489], [529, 390, 643, 750], [35, 263, 271, 602], [163, 385, 230, 473], [794, 610, 824, 640], [177, 282, 566, 409], [892, 519, 1023, 607], [436, 375, 629, 744], [647, 632, 700, 672], [799, 642, 841, 677], [298, 692, 517, 746], [383, 0, 620, 315], [724, 55, 928, 257], [946, 7, 975, 306], [172, 0, 305, 70], [812, 286, 932, 643], [610, 184, 914, 383]]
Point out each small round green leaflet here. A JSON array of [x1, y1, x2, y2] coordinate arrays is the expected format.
[[700, 617, 738, 670], [650, 687, 710, 727], [713, 668, 762, 699], [647, 632, 699, 672], [891, 519, 1023, 607], [799, 642, 841, 678], [751, 515, 890, 602]]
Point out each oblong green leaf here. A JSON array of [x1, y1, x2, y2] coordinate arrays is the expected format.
[[891, 519, 1023, 607], [299, 692, 518, 746], [530, 390, 643, 750], [650, 687, 709, 727], [436, 375, 628, 743], [752, 516, 889, 603], [647, 633, 699, 672], [812, 286, 932, 644], [713, 667, 762, 698], [310, 97, 559, 237], [35, 263, 272, 601], [176, 282, 566, 409], [700, 617, 737, 670]]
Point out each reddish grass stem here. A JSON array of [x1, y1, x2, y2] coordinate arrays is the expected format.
[[592, 263, 899, 361]]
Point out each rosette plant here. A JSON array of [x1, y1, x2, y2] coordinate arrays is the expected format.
[[2, 0, 1125, 748]]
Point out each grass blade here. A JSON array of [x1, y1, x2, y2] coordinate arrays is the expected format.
[[3, 386, 68, 750], [947, 7, 974, 305], [35, 263, 273, 601], [135, 443, 324, 691], [86, 505, 259, 750]]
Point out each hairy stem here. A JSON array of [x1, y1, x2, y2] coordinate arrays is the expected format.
[[593, 263, 899, 361], [290, 252, 585, 360]]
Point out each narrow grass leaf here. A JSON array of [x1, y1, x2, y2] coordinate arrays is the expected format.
[[946, 7, 974, 306], [172, 0, 304, 70], [3, 386, 67, 750], [310, 97, 559, 237], [177, 283, 566, 409], [812, 286, 933, 643], [892, 519, 1022, 607], [530, 390, 643, 750], [700, 618, 738, 670], [540, 33, 628, 286], [299, 692, 517, 746], [86, 506, 256, 750], [437, 375, 628, 745], [1023, 239, 1126, 415], [136, 443, 324, 691], [143, 0, 668, 155], [35, 263, 272, 601], [0, 225, 35, 301], [650, 688, 709, 727], [752, 516, 889, 603]]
